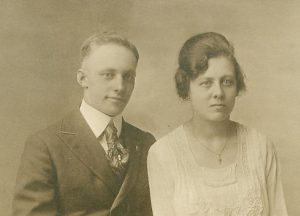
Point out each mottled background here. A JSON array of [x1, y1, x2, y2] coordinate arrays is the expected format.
[[0, 0, 299, 215]]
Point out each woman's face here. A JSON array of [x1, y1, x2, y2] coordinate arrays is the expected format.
[[189, 56, 238, 122]]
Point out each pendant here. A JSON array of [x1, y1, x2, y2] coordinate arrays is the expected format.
[[218, 154, 222, 164]]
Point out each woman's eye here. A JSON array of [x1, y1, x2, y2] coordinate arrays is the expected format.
[[223, 79, 233, 86], [200, 81, 212, 87]]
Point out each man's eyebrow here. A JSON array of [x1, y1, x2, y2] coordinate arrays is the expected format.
[[98, 68, 116, 73], [124, 69, 136, 73]]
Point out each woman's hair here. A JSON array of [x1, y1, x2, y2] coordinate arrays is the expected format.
[[175, 32, 246, 100]]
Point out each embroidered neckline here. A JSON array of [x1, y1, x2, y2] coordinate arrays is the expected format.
[[181, 122, 242, 171], [171, 123, 265, 215]]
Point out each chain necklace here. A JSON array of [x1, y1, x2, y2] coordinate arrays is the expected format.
[[198, 137, 230, 164], [195, 127, 232, 165]]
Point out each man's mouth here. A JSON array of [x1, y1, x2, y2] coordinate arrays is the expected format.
[[210, 104, 225, 107], [106, 96, 125, 102]]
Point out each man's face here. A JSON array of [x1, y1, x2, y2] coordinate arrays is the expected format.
[[78, 44, 137, 116]]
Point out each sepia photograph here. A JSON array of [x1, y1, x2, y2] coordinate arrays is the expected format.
[[0, 0, 299, 215]]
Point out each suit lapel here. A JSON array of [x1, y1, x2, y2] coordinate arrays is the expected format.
[[57, 109, 119, 195], [110, 121, 143, 211]]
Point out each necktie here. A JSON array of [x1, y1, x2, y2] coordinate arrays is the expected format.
[[105, 120, 129, 176]]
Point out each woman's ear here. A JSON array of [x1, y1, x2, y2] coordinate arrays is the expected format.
[[77, 69, 88, 88]]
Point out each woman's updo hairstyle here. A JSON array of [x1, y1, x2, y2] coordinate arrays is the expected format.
[[175, 32, 246, 100]]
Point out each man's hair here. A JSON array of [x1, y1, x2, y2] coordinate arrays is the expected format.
[[80, 32, 139, 67], [175, 32, 246, 100]]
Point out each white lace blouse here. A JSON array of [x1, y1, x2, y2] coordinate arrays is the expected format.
[[147, 123, 288, 216]]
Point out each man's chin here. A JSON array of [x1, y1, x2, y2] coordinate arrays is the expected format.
[[104, 106, 126, 117]]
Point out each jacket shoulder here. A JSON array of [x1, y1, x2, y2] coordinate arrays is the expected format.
[[26, 110, 77, 146], [29, 118, 63, 140], [122, 121, 156, 146]]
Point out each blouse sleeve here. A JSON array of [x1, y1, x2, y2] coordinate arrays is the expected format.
[[147, 145, 176, 216], [265, 142, 289, 216]]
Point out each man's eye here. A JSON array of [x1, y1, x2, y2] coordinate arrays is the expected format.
[[102, 73, 114, 79], [124, 73, 136, 81]]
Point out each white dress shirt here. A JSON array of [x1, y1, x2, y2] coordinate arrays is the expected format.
[[80, 99, 123, 153]]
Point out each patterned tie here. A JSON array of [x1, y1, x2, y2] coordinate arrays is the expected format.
[[105, 120, 129, 176]]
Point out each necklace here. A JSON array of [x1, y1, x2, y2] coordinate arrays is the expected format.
[[198, 138, 230, 164], [195, 127, 232, 165]]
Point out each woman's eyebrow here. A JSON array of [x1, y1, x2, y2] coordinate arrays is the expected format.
[[196, 76, 213, 80]]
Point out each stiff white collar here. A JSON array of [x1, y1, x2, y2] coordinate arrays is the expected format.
[[79, 99, 123, 138]]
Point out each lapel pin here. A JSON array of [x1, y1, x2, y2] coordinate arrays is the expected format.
[[60, 131, 76, 135], [135, 145, 138, 151]]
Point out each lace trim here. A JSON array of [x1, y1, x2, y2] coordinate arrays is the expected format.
[[173, 124, 264, 216], [177, 186, 263, 216]]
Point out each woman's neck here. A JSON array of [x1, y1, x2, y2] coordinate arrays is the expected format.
[[183, 115, 238, 167], [186, 116, 234, 140]]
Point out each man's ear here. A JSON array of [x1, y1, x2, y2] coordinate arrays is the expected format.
[[77, 69, 88, 88]]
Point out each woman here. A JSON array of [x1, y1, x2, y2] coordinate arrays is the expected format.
[[147, 32, 288, 216]]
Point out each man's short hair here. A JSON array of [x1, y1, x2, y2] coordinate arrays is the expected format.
[[80, 32, 139, 67]]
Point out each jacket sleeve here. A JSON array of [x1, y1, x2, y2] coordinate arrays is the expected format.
[[12, 134, 58, 216], [134, 132, 156, 216]]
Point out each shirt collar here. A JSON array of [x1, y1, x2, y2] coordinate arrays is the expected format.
[[79, 99, 123, 138]]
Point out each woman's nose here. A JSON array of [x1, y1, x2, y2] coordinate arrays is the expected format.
[[212, 83, 224, 99]]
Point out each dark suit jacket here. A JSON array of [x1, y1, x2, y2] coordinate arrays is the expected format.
[[12, 109, 155, 216]]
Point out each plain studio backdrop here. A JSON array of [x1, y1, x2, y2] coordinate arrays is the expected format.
[[0, 0, 299, 215]]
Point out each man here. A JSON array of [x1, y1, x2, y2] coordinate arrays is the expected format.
[[12, 32, 155, 216]]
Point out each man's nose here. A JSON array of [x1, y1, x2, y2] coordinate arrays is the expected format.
[[113, 75, 125, 92]]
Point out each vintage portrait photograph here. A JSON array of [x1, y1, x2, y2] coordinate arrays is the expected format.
[[0, 0, 299, 215]]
